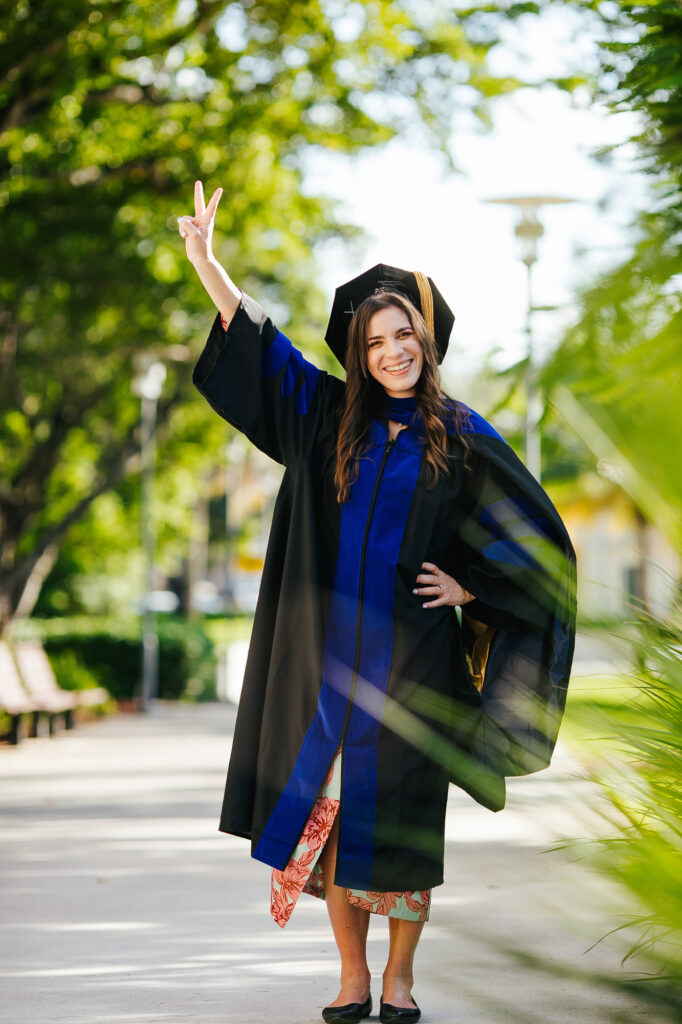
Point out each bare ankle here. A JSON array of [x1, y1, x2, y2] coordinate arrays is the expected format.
[[341, 966, 371, 986], [383, 968, 413, 986], [326, 968, 371, 1008], [382, 968, 415, 1006]]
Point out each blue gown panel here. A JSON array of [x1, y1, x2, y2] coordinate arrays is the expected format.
[[253, 418, 423, 878]]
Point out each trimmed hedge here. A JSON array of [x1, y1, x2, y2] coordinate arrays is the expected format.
[[9, 616, 217, 702]]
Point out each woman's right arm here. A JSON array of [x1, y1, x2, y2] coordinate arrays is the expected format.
[[179, 181, 344, 465], [178, 180, 242, 326]]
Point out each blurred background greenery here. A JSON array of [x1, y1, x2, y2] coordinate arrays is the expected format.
[[1, 0, 681, 1004]]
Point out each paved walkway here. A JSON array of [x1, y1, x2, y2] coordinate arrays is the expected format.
[[0, 702, 670, 1024]]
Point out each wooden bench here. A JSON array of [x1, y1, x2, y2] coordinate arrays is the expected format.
[[0, 642, 42, 743], [12, 642, 110, 728]]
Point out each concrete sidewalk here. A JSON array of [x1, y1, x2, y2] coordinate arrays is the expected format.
[[0, 702, 670, 1024]]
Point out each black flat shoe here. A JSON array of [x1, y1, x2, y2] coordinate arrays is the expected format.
[[322, 993, 372, 1024], [379, 995, 421, 1024]]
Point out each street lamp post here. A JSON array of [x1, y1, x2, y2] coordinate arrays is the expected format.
[[484, 195, 575, 483], [132, 357, 167, 713]]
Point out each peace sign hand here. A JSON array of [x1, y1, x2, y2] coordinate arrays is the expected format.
[[177, 180, 223, 266]]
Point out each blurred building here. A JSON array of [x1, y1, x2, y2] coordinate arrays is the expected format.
[[200, 441, 283, 615], [558, 489, 680, 620]]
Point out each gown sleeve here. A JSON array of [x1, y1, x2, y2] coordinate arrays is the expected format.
[[193, 291, 341, 464], [446, 408, 577, 787]]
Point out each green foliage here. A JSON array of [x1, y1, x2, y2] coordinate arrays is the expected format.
[[560, 599, 682, 990], [492, 0, 682, 994], [528, 1, 682, 553], [462, 0, 682, 202], [457, 1, 682, 504], [46, 647, 103, 691], [584, 0, 682, 207], [460, 0, 682, 999], [10, 615, 217, 701], [541, 215, 682, 550]]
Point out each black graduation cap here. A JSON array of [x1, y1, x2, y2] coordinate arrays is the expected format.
[[324, 263, 455, 368]]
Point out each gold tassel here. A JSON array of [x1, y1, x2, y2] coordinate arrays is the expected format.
[[462, 613, 497, 693], [413, 271, 435, 337]]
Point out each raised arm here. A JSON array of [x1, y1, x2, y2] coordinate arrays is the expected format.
[[178, 180, 242, 326], [179, 181, 344, 464]]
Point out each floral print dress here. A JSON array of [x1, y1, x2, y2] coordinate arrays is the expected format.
[[270, 745, 431, 928]]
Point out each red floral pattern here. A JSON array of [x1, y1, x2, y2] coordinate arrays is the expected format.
[[271, 886, 296, 927], [301, 796, 337, 851], [346, 888, 430, 922], [270, 745, 431, 928]]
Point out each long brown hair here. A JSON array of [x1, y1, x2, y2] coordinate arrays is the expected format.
[[333, 291, 471, 503]]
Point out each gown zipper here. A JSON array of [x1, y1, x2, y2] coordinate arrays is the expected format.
[[339, 432, 398, 743]]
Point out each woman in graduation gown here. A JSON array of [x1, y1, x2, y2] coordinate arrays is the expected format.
[[179, 182, 577, 1024]]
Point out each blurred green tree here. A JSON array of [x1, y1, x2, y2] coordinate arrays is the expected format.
[[484, 0, 682, 990], [0, 0, 530, 633], [456, 0, 682, 520], [456, 0, 682, 991], [535, 0, 682, 549]]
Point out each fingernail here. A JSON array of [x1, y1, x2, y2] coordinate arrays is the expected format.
[[412, 589, 418, 594]]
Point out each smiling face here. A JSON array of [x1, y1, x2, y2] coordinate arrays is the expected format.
[[365, 304, 424, 398]]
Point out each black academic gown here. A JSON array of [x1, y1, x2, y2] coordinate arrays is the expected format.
[[193, 292, 577, 893]]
